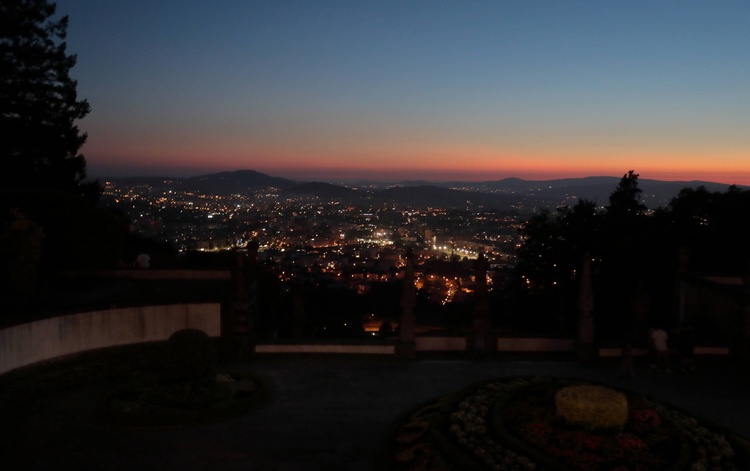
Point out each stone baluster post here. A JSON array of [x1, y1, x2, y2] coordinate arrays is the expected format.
[[741, 261, 750, 363], [472, 252, 493, 356], [226, 241, 260, 361], [576, 252, 596, 361], [398, 248, 417, 359]]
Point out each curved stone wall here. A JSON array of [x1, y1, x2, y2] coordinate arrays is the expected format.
[[0, 303, 221, 375]]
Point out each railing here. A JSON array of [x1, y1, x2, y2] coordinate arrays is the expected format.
[[1, 305, 732, 375]]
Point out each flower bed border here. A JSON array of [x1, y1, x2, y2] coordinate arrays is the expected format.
[[489, 378, 691, 471], [383, 376, 750, 471]]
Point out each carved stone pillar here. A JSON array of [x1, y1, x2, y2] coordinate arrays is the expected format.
[[678, 247, 690, 322], [291, 285, 306, 338], [741, 263, 750, 364], [576, 252, 596, 361], [225, 242, 259, 361], [472, 252, 493, 355], [398, 248, 417, 359]]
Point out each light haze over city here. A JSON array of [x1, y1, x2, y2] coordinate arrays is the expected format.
[[58, 0, 750, 185]]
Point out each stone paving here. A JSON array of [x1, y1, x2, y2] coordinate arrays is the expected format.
[[3, 354, 750, 470]]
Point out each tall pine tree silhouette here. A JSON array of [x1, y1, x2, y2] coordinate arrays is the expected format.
[[1, 0, 98, 201]]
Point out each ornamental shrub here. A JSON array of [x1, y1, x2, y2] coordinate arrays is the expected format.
[[162, 329, 217, 383]]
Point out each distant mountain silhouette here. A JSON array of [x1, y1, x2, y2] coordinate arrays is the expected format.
[[283, 182, 360, 200], [638, 179, 736, 207], [394, 180, 437, 187], [370, 185, 519, 210], [391, 176, 738, 208], [468, 176, 735, 208], [186, 170, 297, 194], [107, 176, 185, 186], [107, 170, 745, 211]]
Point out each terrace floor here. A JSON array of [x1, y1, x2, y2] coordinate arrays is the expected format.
[[2, 352, 749, 470]]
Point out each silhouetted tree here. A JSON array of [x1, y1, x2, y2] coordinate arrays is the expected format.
[[1, 0, 98, 200], [606, 170, 646, 219], [600, 171, 648, 266], [510, 201, 603, 333], [656, 185, 750, 274], [512, 171, 656, 338], [596, 172, 654, 337], [514, 210, 560, 292], [558, 199, 602, 260], [0, 208, 44, 297], [512, 172, 750, 341], [0, 3, 126, 304], [514, 200, 602, 293]]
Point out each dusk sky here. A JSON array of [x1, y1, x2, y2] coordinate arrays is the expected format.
[[57, 1, 750, 184]]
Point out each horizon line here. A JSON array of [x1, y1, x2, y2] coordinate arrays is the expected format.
[[92, 168, 748, 187]]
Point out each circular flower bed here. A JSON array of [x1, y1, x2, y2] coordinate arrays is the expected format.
[[384, 377, 750, 471]]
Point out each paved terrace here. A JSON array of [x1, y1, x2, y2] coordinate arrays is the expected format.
[[3, 354, 750, 471]]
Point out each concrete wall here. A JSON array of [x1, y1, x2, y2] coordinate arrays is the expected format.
[[416, 336, 467, 351], [598, 346, 730, 358], [497, 337, 575, 352], [0, 303, 221, 375], [254, 344, 395, 355], [254, 337, 578, 354], [6, 304, 728, 375]]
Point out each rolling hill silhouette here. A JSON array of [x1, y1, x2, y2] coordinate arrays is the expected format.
[[109, 170, 743, 211]]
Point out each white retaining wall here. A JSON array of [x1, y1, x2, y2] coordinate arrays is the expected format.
[[497, 337, 576, 352], [416, 336, 467, 351], [0, 303, 221, 375], [598, 346, 730, 357], [254, 344, 395, 355]]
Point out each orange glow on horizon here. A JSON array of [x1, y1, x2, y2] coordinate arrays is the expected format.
[[87, 139, 750, 186]]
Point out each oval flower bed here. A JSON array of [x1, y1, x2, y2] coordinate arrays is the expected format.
[[384, 377, 750, 471]]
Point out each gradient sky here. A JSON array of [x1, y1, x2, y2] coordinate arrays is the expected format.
[[57, 0, 750, 184]]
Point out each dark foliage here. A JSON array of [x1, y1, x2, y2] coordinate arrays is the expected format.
[[512, 171, 750, 342], [0, 188, 128, 267], [1, 0, 98, 200], [162, 329, 217, 383], [657, 185, 750, 273], [0, 2, 119, 304]]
